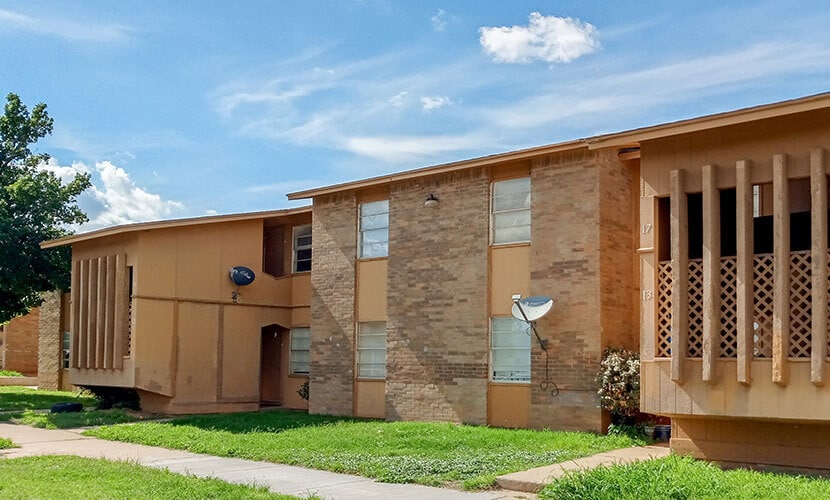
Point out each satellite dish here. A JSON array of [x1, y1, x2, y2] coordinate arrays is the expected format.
[[229, 266, 256, 286], [511, 295, 553, 322]]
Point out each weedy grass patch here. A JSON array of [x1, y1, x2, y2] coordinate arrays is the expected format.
[[540, 455, 830, 500], [87, 410, 643, 490], [13, 408, 139, 429], [0, 437, 16, 449], [0, 386, 95, 411]]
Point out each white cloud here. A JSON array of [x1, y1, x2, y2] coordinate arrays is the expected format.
[[205, 209, 218, 216], [421, 95, 453, 111], [0, 8, 131, 43], [37, 158, 90, 184], [389, 91, 408, 107], [479, 12, 599, 64], [342, 133, 493, 163], [431, 9, 447, 31]]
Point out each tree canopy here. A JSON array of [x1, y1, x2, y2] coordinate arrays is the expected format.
[[0, 93, 91, 323]]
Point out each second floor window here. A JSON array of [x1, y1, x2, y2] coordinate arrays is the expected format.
[[359, 200, 389, 258], [293, 225, 312, 272], [492, 177, 531, 245]]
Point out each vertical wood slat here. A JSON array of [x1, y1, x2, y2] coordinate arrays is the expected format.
[[78, 259, 89, 369], [70, 260, 81, 369], [811, 149, 828, 385], [86, 258, 98, 369], [113, 254, 128, 370], [670, 170, 689, 383], [95, 257, 106, 368], [735, 160, 754, 385], [702, 165, 720, 383], [104, 255, 117, 369], [772, 154, 790, 386]]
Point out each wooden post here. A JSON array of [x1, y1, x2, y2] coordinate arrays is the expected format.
[[78, 259, 89, 369], [735, 160, 753, 385], [670, 170, 689, 383], [811, 149, 827, 385], [702, 165, 720, 382], [772, 154, 790, 386], [104, 255, 117, 369], [69, 260, 81, 369], [113, 254, 128, 370], [95, 257, 106, 369]]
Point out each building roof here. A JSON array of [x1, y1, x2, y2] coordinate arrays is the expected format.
[[287, 91, 830, 200], [41, 206, 312, 249]]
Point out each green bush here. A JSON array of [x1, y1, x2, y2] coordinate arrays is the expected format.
[[596, 347, 640, 425], [0, 370, 24, 377]]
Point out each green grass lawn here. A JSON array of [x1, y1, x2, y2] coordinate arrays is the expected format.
[[0, 455, 308, 499], [11, 408, 139, 429], [86, 410, 643, 490], [540, 455, 830, 500], [0, 386, 96, 411]]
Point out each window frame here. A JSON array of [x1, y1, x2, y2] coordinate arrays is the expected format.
[[490, 317, 531, 384], [490, 177, 531, 246], [289, 327, 310, 375], [62, 331, 71, 369], [292, 224, 312, 273], [356, 321, 387, 379], [358, 200, 389, 259]]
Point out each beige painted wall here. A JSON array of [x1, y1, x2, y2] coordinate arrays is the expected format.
[[354, 258, 387, 417]]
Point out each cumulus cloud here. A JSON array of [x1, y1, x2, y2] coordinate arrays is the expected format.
[[479, 12, 599, 63], [87, 161, 183, 228], [421, 95, 453, 111], [39, 158, 184, 231], [431, 9, 447, 31], [389, 91, 408, 107]]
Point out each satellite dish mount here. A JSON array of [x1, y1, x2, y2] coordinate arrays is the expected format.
[[511, 294, 559, 397], [229, 266, 256, 303]]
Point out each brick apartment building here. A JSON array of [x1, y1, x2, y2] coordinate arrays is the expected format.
[[43, 92, 830, 470]]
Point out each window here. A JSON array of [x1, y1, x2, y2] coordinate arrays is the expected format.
[[293, 225, 312, 273], [490, 317, 530, 383], [357, 322, 386, 379], [359, 200, 389, 258], [289, 327, 310, 374], [62, 331, 71, 369], [491, 177, 531, 244]]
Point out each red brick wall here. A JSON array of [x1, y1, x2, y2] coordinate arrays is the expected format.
[[309, 194, 357, 416], [386, 169, 490, 424], [3, 308, 40, 375]]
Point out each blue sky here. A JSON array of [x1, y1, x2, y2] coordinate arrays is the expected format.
[[2, 1, 829, 232]]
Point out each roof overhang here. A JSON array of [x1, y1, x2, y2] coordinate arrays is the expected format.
[[41, 206, 312, 249]]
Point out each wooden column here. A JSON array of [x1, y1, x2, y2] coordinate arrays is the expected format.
[[69, 260, 81, 369], [95, 257, 106, 369], [86, 258, 98, 370], [735, 160, 753, 385], [670, 170, 689, 383], [104, 255, 117, 369], [702, 165, 720, 382], [113, 254, 129, 370], [811, 149, 827, 385], [78, 259, 89, 369], [772, 154, 790, 386]]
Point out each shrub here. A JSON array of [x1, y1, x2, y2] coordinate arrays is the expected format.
[[297, 381, 309, 401], [596, 347, 640, 425], [0, 370, 24, 377]]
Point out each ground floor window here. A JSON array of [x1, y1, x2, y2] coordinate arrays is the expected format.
[[62, 331, 71, 369], [357, 322, 386, 379], [490, 317, 531, 382], [289, 327, 310, 374]]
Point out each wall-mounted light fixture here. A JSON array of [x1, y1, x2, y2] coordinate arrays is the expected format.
[[424, 193, 439, 208]]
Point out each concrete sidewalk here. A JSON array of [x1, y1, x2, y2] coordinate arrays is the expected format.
[[495, 444, 671, 493], [0, 423, 530, 500]]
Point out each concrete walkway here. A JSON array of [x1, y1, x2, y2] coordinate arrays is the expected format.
[[0, 423, 532, 500], [495, 444, 671, 493], [0, 422, 669, 498]]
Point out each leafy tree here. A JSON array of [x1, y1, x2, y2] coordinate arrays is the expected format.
[[0, 93, 91, 322]]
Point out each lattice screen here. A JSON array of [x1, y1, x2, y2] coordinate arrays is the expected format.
[[753, 254, 774, 358], [687, 259, 704, 358], [789, 251, 812, 358], [719, 257, 738, 357], [656, 261, 672, 357]]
